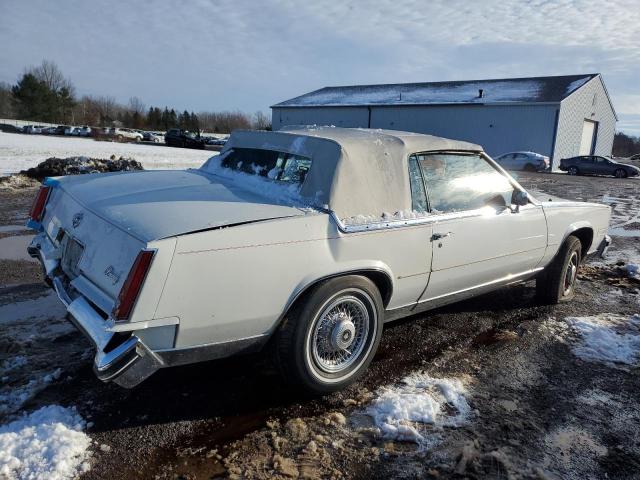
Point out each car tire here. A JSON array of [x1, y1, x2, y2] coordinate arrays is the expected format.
[[524, 163, 537, 172], [116, 134, 123, 142], [568, 166, 579, 176], [273, 275, 384, 395], [536, 235, 582, 305], [614, 168, 627, 178]]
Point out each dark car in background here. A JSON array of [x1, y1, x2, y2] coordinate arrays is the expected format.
[[559, 155, 640, 178], [164, 129, 205, 149]]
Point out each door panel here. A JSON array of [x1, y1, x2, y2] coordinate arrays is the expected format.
[[422, 205, 547, 301], [579, 120, 597, 155]]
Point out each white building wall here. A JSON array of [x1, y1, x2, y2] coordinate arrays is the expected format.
[[553, 76, 617, 169]]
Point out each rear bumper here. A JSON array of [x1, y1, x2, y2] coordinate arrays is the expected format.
[[28, 233, 163, 388]]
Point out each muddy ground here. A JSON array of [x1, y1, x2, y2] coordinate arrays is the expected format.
[[1, 172, 639, 479]]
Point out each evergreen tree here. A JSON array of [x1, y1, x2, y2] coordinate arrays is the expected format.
[[11, 73, 57, 121]]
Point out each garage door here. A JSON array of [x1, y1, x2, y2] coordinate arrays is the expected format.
[[579, 120, 597, 155]]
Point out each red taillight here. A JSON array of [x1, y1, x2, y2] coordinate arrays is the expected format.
[[29, 186, 51, 222], [113, 250, 155, 321]]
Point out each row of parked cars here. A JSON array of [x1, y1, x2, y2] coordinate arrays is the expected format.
[[19, 123, 228, 149], [493, 150, 639, 178]]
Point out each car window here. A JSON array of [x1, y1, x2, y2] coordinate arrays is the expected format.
[[408, 155, 428, 212], [220, 148, 312, 185], [416, 152, 514, 213]]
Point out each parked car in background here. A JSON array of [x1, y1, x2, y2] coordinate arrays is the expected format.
[[41, 126, 57, 135], [494, 151, 549, 171], [143, 131, 164, 143], [630, 153, 640, 161], [54, 125, 69, 135], [559, 155, 640, 178], [25, 125, 45, 134], [64, 126, 79, 136], [113, 128, 143, 142], [76, 126, 92, 137], [164, 128, 205, 149], [27, 127, 611, 393]]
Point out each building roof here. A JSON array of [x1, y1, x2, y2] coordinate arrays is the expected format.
[[272, 74, 599, 108]]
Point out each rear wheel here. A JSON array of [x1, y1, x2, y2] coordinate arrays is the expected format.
[[536, 236, 582, 304], [116, 134, 123, 142], [568, 166, 579, 176], [524, 163, 537, 172], [273, 275, 383, 395], [614, 168, 627, 178]]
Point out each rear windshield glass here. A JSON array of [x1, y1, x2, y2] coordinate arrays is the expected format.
[[220, 148, 312, 185]]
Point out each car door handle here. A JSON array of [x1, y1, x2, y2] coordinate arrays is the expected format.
[[432, 232, 453, 241]]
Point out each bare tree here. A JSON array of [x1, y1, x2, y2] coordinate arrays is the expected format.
[[29, 60, 74, 95], [128, 96, 146, 115], [252, 111, 271, 130]]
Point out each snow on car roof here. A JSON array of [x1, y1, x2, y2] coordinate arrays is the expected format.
[[216, 127, 482, 221], [273, 74, 598, 107]]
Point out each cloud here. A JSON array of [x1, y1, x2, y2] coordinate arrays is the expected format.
[[0, 0, 638, 134]]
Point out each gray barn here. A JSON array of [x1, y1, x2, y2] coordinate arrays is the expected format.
[[271, 74, 617, 170]]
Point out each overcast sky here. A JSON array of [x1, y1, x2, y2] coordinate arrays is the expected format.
[[1, 0, 639, 134]]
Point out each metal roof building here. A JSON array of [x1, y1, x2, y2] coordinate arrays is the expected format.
[[271, 74, 617, 169]]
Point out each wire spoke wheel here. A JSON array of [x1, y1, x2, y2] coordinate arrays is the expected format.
[[563, 251, 579, 296], [308, 291, 375, 378]]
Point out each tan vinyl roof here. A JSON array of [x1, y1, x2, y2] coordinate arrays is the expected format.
[[224, 127, 482, 219]]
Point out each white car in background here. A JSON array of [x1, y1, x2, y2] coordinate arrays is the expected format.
[[26, 127, 611, 394], [494, 151, 550, 172], [113, 128, 143, 142]]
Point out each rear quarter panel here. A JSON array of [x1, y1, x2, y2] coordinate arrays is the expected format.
[[539, 202, 611, 266], [154, 214, 433, 348]]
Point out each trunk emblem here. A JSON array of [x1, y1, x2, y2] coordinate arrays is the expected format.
[[104, 266, 121, 285], [72, 212, 84, 228]]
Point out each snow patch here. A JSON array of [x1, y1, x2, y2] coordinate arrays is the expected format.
[[0, 405, 91, 480], [566, 314, 640, 368], [342, 209, 433, 226], [366, 373, 471, 445], [200, 155, 312, 207], [0, 131, 211, 176]]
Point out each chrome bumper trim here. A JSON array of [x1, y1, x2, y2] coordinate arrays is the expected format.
[[29, 232, 163, 388]]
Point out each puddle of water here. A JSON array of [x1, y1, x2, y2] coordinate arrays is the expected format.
[[0, 225, 27, 233], [0, 235, 36, 262], [609, 227, 640, 237]]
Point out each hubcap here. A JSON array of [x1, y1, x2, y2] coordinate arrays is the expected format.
[[563, 252, 579, 295], [310, 295, 371, 374]]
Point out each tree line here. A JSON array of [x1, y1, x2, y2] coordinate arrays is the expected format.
[[0, 60, 271, 133], [612, 132, 640, 157]]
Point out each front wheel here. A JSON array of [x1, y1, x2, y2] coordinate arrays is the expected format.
[[536, 236, 582, 304], [273, 276, 383, 395], [614, 168, 627, 178], [568, 166, 579, 175]]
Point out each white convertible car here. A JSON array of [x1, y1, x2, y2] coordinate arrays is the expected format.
[[27, 127, 611, 393]]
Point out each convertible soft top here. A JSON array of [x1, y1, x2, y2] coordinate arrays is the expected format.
[[220, 126, 483, 220]]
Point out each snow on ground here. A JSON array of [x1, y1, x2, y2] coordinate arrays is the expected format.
[[566, 314, 640, 368], [0, 369, 62, 416], [0, 405, 91, 480], [0, 132, 213, 176], [365, 373, 471, 445]]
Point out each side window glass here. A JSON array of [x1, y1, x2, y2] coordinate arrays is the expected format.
[[418, 153, 514, 213], [408, 155, 428, 213]]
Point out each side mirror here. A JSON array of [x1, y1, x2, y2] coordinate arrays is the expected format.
[[512, 190, 529, 206], [511, 190, 528, 213]]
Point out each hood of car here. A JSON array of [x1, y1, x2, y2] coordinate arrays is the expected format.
[[54, 169, 308, 241]]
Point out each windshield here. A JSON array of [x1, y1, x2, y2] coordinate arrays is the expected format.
[[218, 148, 312, 185]]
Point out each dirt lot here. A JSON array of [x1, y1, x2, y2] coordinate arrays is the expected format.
[[1, 172, 639, 480]]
